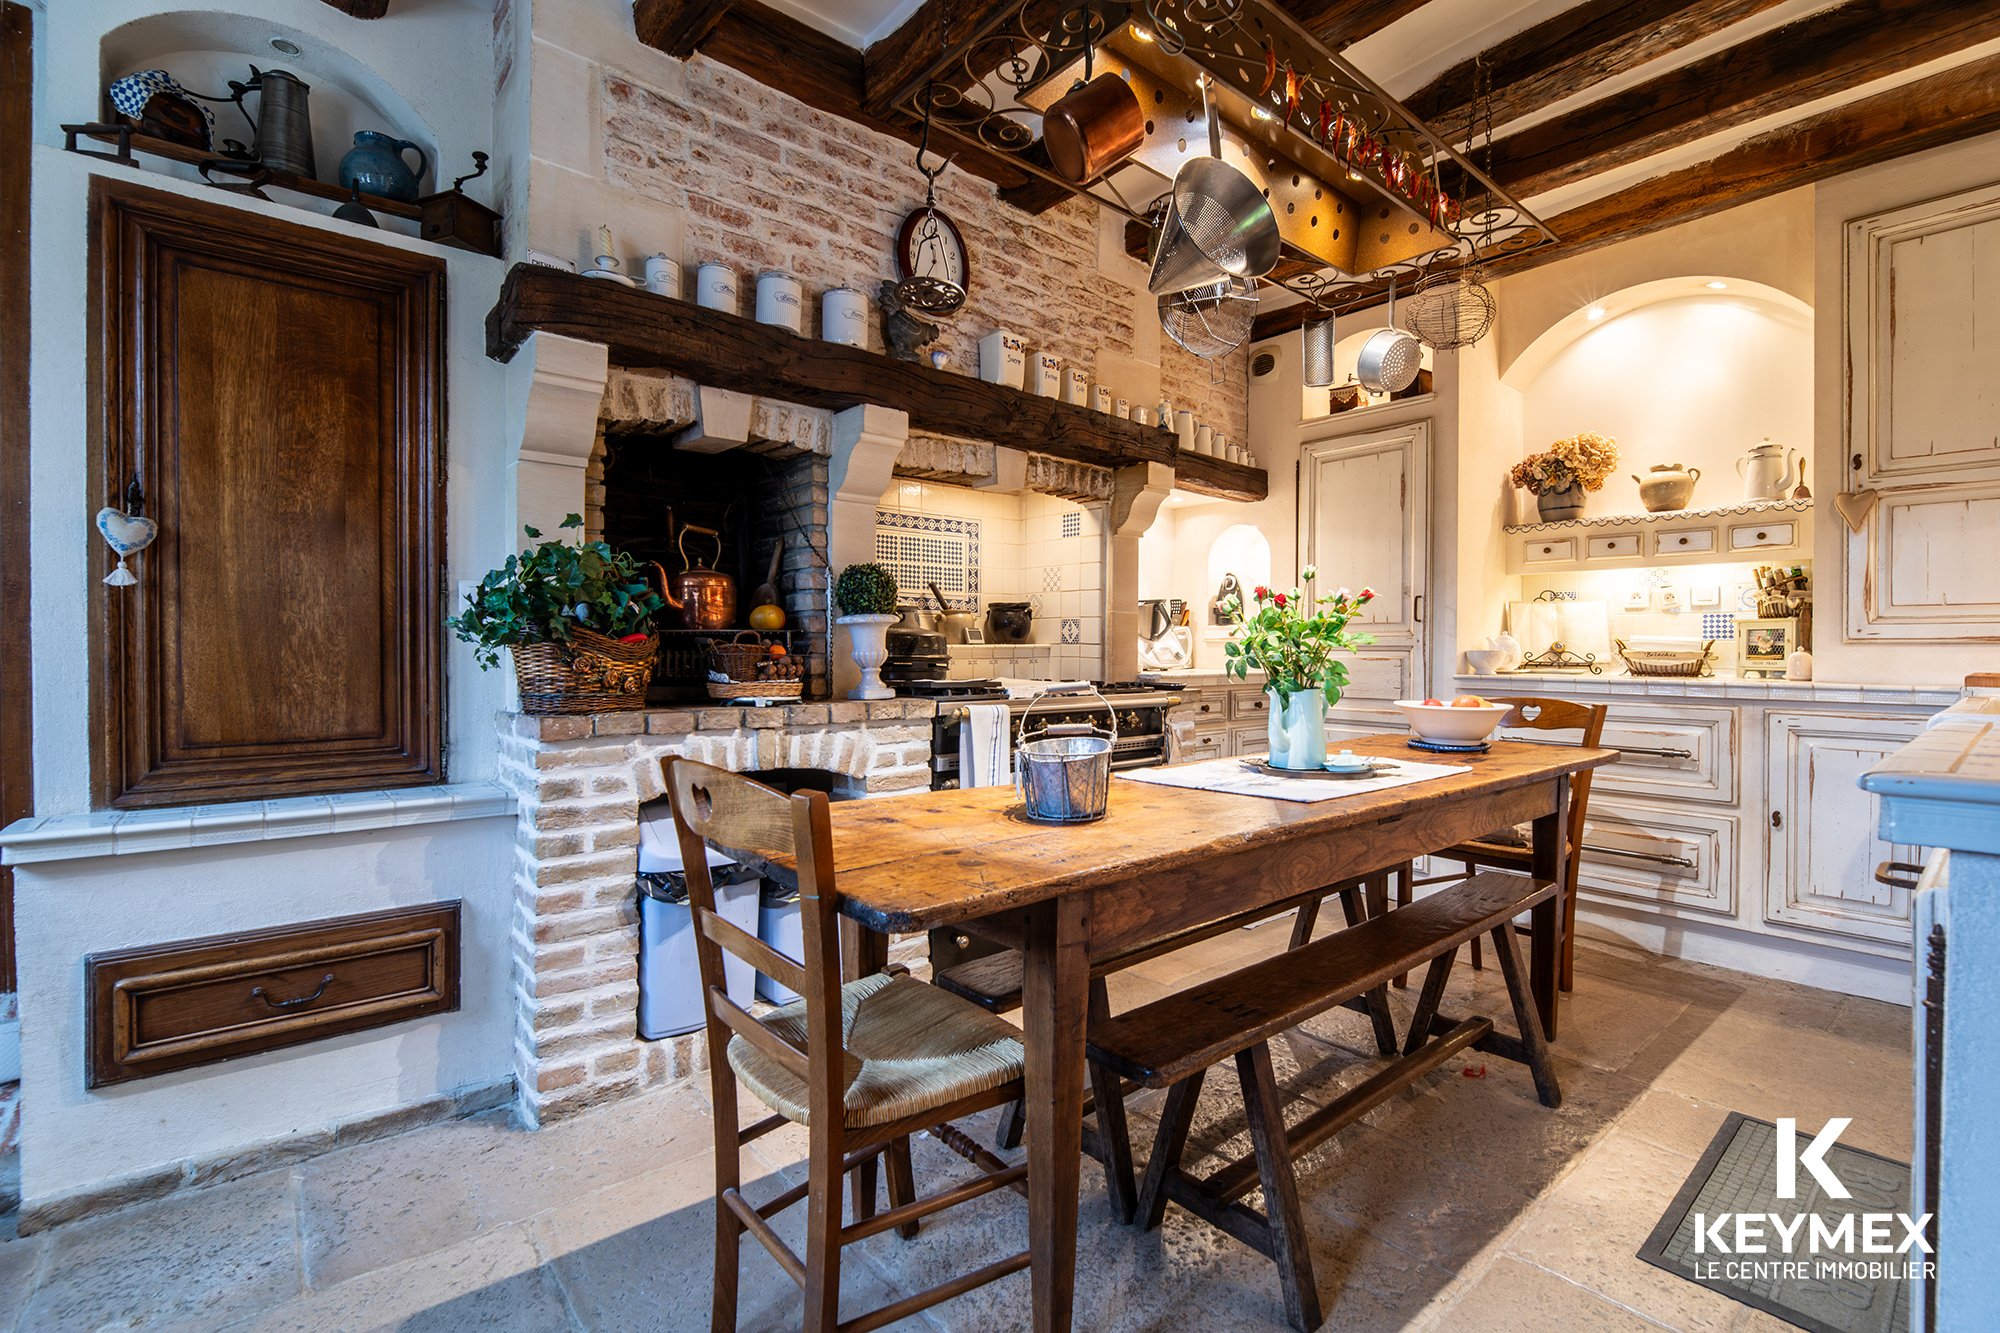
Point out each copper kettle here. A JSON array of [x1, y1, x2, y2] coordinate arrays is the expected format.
[[661, 524, 736, 630]]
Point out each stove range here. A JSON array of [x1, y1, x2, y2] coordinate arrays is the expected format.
[[917, 679, 1184, 791]]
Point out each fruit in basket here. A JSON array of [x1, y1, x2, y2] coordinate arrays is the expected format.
[[1451, 694, 1490, 708], [768, 643, 787, 657]]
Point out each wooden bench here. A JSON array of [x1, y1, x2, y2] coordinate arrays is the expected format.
[[1086, 871, 1564, 1333]]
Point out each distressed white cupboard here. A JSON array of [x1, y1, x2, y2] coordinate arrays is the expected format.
[[1844, 182, 2000, 643]]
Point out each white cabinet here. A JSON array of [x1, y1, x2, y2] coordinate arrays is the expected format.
[[1585, 533, 1641, 560], [1763, 711, 1928, 947], [1581, 703, 1738, 806], [1230, 725, 1269, 757], [1654, 528, 1715, 556], [1577, 799, 1738, 918], [1524, 538, 1575, 564], [1729, 521, 1795, 550]]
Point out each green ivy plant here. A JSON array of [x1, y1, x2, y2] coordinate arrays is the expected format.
[[447, 515, 665, 669], [833, 563, 899, 617], [1221, 567, 1378, 705]]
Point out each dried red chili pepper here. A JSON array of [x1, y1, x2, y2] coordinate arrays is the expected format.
[[1283, 68, 1299, 126], [1257, 44, 1276, 97]]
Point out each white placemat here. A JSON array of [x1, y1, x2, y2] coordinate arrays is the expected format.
[[1118, 755, 1471, 803]]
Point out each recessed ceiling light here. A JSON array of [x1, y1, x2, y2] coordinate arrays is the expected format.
[[1586, 306, 1606, 320], [1706, 280, 1728, 289], [1130, 24, 1154, 41], [270, 38, 300, 54]]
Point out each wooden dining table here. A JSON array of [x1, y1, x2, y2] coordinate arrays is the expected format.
[[775, 732, 1618, 1332]]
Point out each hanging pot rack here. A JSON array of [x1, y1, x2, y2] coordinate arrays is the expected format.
[[887, 0, 1556, 309]]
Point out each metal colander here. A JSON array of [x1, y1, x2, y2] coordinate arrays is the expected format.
[[1147, 157, 1281, 296], [1161, 276, 1258, 362]]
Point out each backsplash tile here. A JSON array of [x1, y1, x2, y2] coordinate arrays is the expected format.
[[874, 509, 980, 610], [1061, 617, 1080, 644]]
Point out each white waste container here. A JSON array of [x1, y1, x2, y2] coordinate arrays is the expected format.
[[635, 798, 760, 1039], [756, 881, 803, 1004]]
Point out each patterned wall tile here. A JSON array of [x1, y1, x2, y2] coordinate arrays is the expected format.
[[874, 510, 979, 609], [1061, 617, 1080, 644], [1062, 512, 1081, 538], [1042, 565, 1062, 591], [1700, 612, 1737, 642]]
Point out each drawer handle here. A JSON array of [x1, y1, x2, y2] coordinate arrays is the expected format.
[[252, 974, 334, 1010], [1756, 531, 1768, 540], [1582, 842, 1695, 869], [1677, 537, 1689, 546], [1875, 860, 1925, 891], [1511, 738, 1693, 760]]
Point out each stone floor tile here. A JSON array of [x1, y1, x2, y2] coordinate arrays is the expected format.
[[301, 1082, 714, 1289], [17, 1169, 300, 1333], [534, 1149, 924, 1332], [1428, 1255, 1671, 1330], [0, 1229, 52, 1331], [1830, 994, 1918, 1052], [1612, 1090, 1734, 1160], [1503, 1133, 1757, 1332], [222, 1222, 573, 1333]]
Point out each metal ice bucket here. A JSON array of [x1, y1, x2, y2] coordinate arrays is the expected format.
[[1016, 684, 1117, 823]]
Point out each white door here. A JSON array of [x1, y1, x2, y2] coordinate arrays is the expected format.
[[1764, 711, 1927, 948], [1298, 423, 1430, 713]]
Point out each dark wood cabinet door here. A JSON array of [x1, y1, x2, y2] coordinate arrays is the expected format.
[[93, 179, 444, 806]]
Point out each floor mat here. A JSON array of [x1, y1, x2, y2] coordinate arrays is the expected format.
[[1637, 1113, 1919, 1333]]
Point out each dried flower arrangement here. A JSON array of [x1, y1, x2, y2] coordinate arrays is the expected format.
[[1510, 431, 1620, 495]]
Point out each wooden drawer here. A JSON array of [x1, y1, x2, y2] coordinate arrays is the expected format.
[[1326, 702, 1410, 742], [1523, 538, 1574, 564], [1229, 725, 1270, 757], [1730, 520, 1795, 550], [1180, 693, 1226, 726], [1498, 702, 1737, 805], [1177, 728, 1225, 763], [1585, 533, 1641, 559], [1230, 687, 1271, 721], [1654, 527, 1716, 556], [87, 902, 460, 1087], [1575, 801, 1737, 919]]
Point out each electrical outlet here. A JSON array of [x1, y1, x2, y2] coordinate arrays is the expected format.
[[1622, 588, 1651, 611], [1655, 585, 1686, 612]]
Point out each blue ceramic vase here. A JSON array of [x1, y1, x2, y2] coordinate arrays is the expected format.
[[337, 131, 428, 202]]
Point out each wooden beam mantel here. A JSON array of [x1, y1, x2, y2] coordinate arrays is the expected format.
[[486, 265, 1267, 502], [1246, 44, 2000, 343]]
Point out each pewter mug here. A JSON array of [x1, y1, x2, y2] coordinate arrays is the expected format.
[[248, 67, 315, 178]]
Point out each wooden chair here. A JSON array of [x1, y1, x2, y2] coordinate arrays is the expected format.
[[663, 759, 1032, 1333], [1087, 871, 1565, 1332], [1405, 696, 1608, 990]]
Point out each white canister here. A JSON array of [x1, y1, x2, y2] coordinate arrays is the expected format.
[[979, 330, 1026, 388], [1194, 425, 1214, 456], [1786, 649, 1814, 680], [1092, 385, 1113, 414], [695, 263, 738, 313], [1132, 407, 1151, 427], [643, 254, 680, 297], [1029, 352, 1063, 397], [1174, 410, 1196, 452], [822, 286, 867, 346], [1065, 367, 1090, 406], [1211, 434, 1226, 460], [1115, 398, 1130, 419], [755, 270, 804, 333]]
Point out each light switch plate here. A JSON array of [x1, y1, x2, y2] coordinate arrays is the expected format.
[[1692, 585, 1722, 607]]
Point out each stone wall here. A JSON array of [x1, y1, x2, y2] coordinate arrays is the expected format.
[[497, 702, 936, 1125], [596, 60, 1247, 444]]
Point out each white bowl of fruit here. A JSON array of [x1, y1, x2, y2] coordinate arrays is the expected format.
[[1395, 695, 1513, 744]]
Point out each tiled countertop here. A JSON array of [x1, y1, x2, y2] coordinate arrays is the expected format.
[[0, 783, 516, 865], [1451, 671, 1963, 706]]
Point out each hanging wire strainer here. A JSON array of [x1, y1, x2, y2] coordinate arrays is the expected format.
[[1146, 77, 1281, 297], [1161, 276, 1258, 366]]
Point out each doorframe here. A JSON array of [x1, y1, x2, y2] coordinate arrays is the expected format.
[[0, 0, 33, 1005], [1296, 419, 1432, 702]]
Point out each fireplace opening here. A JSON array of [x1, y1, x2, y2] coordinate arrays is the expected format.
[[599, 436, 830, 702]]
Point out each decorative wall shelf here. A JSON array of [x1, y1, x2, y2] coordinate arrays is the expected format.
[[1505, 497, 1813, 535], [486, 264, 1269, 503]]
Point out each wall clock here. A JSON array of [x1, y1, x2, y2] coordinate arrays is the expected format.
[[895, 206, 968, 293]]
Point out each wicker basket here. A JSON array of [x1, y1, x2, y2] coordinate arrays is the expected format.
[[512, 627, 659, 715], [706, 631, 804, 701], [1614, 638, 1716, 677]]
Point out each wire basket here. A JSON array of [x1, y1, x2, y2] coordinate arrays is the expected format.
[[1161, 277, 1258, 363], [512, 627, 658, 715], [706, 630, 805, 700], [1614, 638, 1716, 677], [1015, 685, 1117, 823], [1404, 270, 1497, 351]]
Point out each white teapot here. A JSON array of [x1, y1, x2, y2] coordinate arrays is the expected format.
[[1737, 438, 1797, 502]]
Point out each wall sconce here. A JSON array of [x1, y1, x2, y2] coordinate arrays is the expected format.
[[96, 476, 158, 587]]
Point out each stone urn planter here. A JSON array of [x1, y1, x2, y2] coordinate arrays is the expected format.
[[838, 613, 899, 700]]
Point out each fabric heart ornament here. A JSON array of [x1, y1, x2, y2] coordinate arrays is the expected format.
[[95, 506, 158, 587], [1834, 490, 1879, 533]]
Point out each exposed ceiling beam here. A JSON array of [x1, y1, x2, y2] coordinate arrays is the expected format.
[[318, 0, 390, 15], [1483, 0, 2000, 201], [862, 0, 1069, 120], [1401, 0, 1790, 139], [633, 0, 736, 58], [1249, 45, 2000, 341], [634, 0, 1044, 194], [1276, 0, 1431, 49]]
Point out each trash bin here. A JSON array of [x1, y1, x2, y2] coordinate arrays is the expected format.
[[635, 798, 760, 1040], [744, 769, 843, 1005]]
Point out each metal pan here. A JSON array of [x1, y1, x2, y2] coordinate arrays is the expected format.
[[1355, 276, 1422, 395]]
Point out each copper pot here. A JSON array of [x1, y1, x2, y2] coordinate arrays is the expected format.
[[661, 524, 736, 630], [1043, 72, 1144, 183]]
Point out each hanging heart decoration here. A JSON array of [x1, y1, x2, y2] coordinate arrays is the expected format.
[[1834, 490, 1879, 533], [95, 506, 158, 587]]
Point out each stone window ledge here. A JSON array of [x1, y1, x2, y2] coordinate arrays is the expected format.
[[0, 783, 516, 865]]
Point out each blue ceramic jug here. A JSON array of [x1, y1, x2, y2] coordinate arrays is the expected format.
[[338, 131, 428, 202]]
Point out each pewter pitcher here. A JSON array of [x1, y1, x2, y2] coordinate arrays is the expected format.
[[249, 67, 315, 178]]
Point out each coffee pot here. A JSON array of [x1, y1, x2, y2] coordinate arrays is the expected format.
[[1737, 438, 1797, 502]]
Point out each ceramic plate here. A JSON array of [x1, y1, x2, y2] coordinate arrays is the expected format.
[[1244, 759, 1395, 780]]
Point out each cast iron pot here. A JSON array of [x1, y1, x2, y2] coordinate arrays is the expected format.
[[985, 602, 1033, 644]]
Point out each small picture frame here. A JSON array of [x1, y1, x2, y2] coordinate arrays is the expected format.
[[962, 627, 985, 644], [1735, 617, 1793, 677]]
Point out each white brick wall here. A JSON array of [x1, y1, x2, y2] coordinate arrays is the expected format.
[[596, 60, 1247, 444], [497, 702, 937, 1125]]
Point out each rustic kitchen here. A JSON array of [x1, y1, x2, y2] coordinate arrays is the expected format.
[[0, 0, 1996, 1329]]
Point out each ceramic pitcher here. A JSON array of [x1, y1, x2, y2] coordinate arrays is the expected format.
[[1266, 686, 1328, 770], [1737, 438, 1797, 502], [338, 131, 428, 202]]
